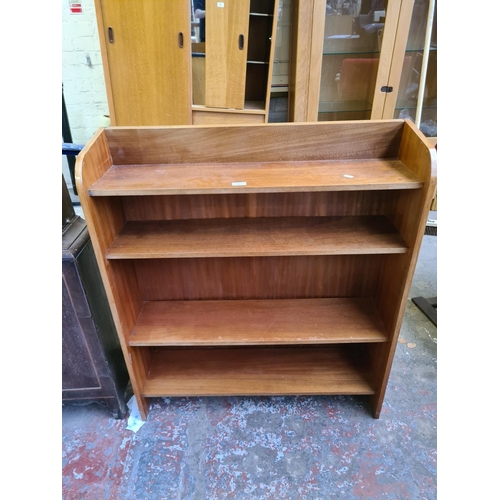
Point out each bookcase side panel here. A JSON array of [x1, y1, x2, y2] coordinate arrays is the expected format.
[[368, 120, 437, 417], [76, 130, 151, 419]]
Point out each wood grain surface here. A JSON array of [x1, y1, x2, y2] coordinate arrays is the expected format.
[[76, 119, 435, 419], [75, 129, 150, 419], [369, 119, 437, 417], [102, 120, 404, 164], [121, 190, 400, 221], [129, 297, 388, 346], [89, 159, 422, 196], [143, 345, 375, 396], [192, 110, 265, 125], [206, 0, 250, 109], [107, 216, 408, 259], [133, 254, 383, 301], [98, 0, 191, 125]]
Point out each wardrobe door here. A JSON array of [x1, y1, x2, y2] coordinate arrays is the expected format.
[[98, 0, 192, 125], [205, 0, 251, 109]]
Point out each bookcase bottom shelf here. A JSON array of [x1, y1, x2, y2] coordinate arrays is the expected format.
[[142, 345, 375, 397]]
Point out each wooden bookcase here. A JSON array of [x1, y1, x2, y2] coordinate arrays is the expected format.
[[75, 119, 436, 420]]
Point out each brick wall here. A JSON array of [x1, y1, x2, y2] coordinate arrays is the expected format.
[[62, 0, 109, 145]]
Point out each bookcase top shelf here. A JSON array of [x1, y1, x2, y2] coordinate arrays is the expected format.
[[89, 159, 422, 196]]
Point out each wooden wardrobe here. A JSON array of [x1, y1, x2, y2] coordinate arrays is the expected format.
[[94, 0, 278, 125]]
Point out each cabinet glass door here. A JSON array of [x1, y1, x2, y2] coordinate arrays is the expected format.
[[318, 0, 390, 121], [393, 0, 437, 138]]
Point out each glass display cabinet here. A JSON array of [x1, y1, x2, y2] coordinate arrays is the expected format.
[[392, 0, 436, 140], [289, 0, 422, 124], [318, 0, 392, 121]]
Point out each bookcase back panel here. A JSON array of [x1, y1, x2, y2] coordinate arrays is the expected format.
[[133, 255, 383, 301], [103, 121, 404, 165], [121, 191, 399, 221]]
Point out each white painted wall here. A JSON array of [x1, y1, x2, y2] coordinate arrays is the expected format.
[[62, 0, 109, 143], [62, 0, 110, 191]]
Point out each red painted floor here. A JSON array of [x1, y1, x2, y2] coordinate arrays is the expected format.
[[63, 235, 437, 499]]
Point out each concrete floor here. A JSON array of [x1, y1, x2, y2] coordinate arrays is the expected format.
[[62, 219, 437, 499]]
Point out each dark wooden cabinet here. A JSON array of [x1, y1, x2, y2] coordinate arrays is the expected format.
[[62, 178, 129, 418]]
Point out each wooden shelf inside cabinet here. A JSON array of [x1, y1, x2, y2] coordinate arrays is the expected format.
[[129, 298, 388, 346], [192, 102, 266, 115], [143, 345, 375, 397], [107, 216, 408, 259], [319, 101, 374, 114], [76, 120, 436, 421]]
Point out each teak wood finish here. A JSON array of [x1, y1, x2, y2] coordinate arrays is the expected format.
[[144, 346, 374, 397], [205, 0, 251, 109], [95, 0, 192, 126], [106, 216, 408, 259], [95, 0, 278, 126], [76, 120, 436, 420], [129, 298, 387, 346]]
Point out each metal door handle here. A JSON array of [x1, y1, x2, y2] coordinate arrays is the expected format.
[[239, 34, 244, 50], [108, 26, 114, 43]]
